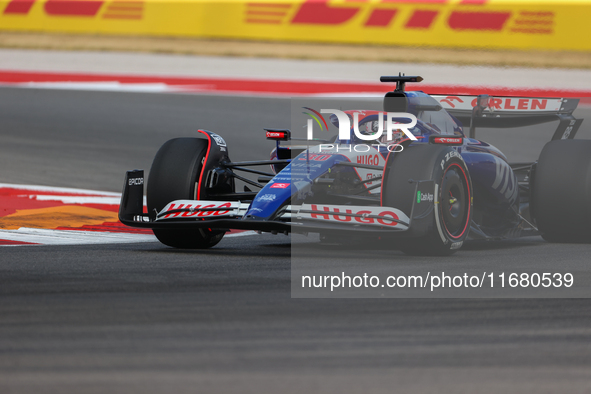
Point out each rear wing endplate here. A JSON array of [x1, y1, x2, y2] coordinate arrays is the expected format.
[[432, 95, 583, 140]]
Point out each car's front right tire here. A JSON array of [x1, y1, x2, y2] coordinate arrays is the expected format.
[[381, 144, 472, 256]]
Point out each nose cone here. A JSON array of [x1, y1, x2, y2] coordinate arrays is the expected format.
[[243, 180, 297, 220], [244, 148, 347, 220]]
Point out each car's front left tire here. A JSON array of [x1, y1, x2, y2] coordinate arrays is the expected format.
[[147, 138, 225, 249]]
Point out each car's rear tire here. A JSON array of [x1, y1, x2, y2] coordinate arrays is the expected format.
[[531, 139, 591, 243], [147, 138, 225, 249], [381, 144, 472, 256]]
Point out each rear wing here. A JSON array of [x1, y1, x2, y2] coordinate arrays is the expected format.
[[431, 94, 583, 140]]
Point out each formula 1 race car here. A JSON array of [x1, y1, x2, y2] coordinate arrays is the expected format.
[[119, 75, 591, 255]]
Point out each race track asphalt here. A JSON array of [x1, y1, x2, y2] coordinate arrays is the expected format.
[[1, 87, 591, 393]]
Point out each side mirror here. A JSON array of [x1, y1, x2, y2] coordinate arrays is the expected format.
[[265, 129, 291, 141]]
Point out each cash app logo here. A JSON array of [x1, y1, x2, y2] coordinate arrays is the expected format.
[[417, 191, 434, 204]]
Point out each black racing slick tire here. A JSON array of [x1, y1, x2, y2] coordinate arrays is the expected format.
[[382, 144, 472, 256], [147, 138, 225, 249], [532, 139, 591, 243]]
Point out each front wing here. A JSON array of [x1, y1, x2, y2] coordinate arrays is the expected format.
[[119, 170, 435, 235]]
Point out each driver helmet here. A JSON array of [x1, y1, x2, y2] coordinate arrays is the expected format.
[[363, 119, 406, 144]]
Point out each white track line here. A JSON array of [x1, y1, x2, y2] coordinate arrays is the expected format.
[[0, 183, 122, 196], [31, 195, 125, 205], [226, 231, 258, 238], [0, 228, 157, 245], [0, 228, 257, 246]]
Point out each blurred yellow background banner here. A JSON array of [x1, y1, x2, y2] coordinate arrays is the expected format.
[[1, 0, 589, 51]]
